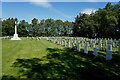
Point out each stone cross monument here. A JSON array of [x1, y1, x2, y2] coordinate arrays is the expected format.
[[11, 21, 21, 40]]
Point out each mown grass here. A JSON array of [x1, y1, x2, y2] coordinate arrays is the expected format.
[[2, 37, 63, 78], [2, 37, 120, 80]]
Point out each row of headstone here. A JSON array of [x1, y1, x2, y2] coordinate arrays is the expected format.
[[48, 37, 120, 48], [47, 37, 120, 60], [0, 36, 11, 39], [48, 37, 119, 47]]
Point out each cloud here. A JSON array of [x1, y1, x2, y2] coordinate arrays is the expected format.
[[2, 0, 73, 19], [29, 0, 52, 8], [29, 0, 73, 19], [81, 8, 96, 15]]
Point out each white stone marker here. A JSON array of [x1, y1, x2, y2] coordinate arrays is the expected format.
[[46, 37, 48, 40], [59, 40, 61, 45], [99, 43, 102, 50], [62, 40, 63, 46], [116, 41, 119, 45], [93, 48, 97, 56], [109, 39, 112, 44], [74, 39, 76, 44], [77, 40, 79, 44], [11, 21, 21, 40], [72, 42, 74, 48], [81, 41, 84, 47], [65, 40, 66, 47], [114, 39, 116, 42], [105, 40, 107, 46], [106, 50, 112, 60], [92, 43, 95, 48], [89, 39, 92, 44], [68, 40, 70, 48], [112, 42, 114, 47], [77, 42, 80, 51], [54, 39, 56, 43], [32, 36, 34, 40], [107, 45, 112, 51], [84, 46, 88, 54], [86, 42, 89, 46]]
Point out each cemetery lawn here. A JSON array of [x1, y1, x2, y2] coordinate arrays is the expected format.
[[2, 37, 120, 80], [2, 38, 63, 77]]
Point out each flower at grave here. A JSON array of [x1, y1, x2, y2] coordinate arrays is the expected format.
[[87, 40, 89, 42]]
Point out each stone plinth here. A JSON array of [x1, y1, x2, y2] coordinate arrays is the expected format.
[[11, 34, 21, 40]]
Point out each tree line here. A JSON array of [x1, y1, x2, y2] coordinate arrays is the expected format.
[[1, 2, 120, 38], [73, 2, 120, 38], [2, 18, 73, 37]]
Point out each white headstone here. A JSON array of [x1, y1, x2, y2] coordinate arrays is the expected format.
[[59, 40, 61, 45], [105, 40, 107, 46], [109, 39, 112, 44], [112, 42, 114, 47], [54, 39, 56, 43], [84, 46, 88, 54], [62, 40, 63, 46], [81, 41, 84, 47], [107, 45, 112, 51], [72, 42, 74, 48], [32, 36, 34, 40], [93, 48, 97, 56], [92, 43, 95, 48], [99, 43, 102, 50], [106, 50, 112, 60], [89, 39, 92, 44], [94, 40, 97, 44], [46, 37, 48, 40], [86, 42, 89, 46], [77, 42, 80, 51], [114, 39, 116, 42], [68, 40, 70, 48], [74, 39, 76, 44], [117, 41, 119, 45], [65, 40, 66, 47]]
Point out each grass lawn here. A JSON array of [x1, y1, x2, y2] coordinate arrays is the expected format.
[[2, 37, 120, 80], [2, 37, 63, 78]]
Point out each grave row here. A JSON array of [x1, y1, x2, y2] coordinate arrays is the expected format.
[[46, 37, 120, 60], [0, 36, 11, 40]]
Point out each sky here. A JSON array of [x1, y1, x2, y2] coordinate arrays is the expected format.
[[1, 0, 119, 23]]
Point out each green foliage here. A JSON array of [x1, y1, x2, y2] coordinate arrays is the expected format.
[[2, 2, 120, 38], [2, 18, 73, 37], [73, 2, 120, 38]]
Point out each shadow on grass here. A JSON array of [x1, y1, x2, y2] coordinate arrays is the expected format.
[[2, 48, 120, 80]]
